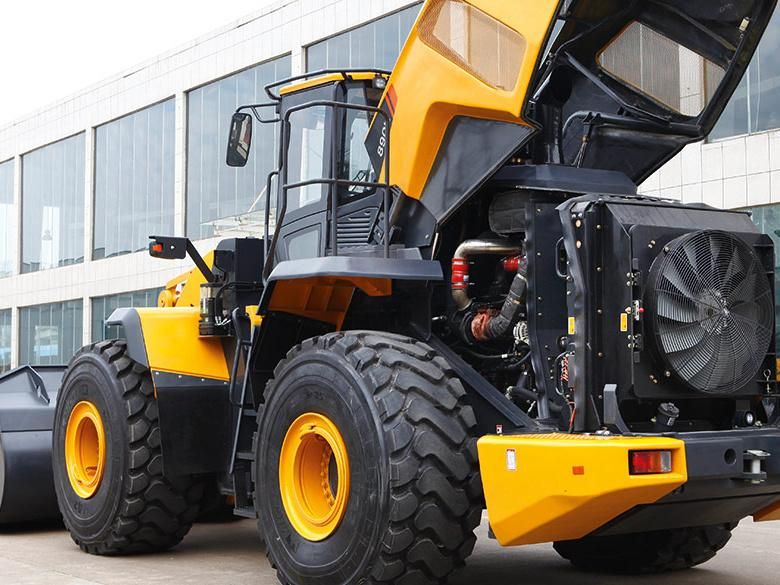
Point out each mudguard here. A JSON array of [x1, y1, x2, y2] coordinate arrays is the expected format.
[[0, 365, 65, 524]]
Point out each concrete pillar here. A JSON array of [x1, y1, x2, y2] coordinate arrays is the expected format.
[[10, 155, 21, 368], [174, 92, 188, 237], [82, 128, 95, 346]]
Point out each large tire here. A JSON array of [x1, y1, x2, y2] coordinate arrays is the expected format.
[[52, 340, 203, 554], [553, 523, 735, 573], [254, 331, 482, 585]]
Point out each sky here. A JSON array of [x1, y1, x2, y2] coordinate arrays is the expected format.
[[0, 1, 274, 126]]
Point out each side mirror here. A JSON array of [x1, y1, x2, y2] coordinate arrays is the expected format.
[[226, 112, 252, 167], [149, 235, 187, 259]]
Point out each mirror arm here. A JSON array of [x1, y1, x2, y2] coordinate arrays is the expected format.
[[186, 240, 217, 283], [236, 103, 279, 123]]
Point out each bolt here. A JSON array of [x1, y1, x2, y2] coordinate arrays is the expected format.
[[665, 370, 671, 378], [598, 352, 604, 358], [575, 219, 582, 228], [596, 266, 602, 272], [597, 308, 603, 314]]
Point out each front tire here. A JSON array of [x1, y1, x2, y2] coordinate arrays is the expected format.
[[52, 340, 203, 554], [254, 331, 482, 585], [553, 523, 735, 573]]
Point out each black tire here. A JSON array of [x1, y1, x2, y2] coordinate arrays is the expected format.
[[254, 331, 482, 585], [52, 339, 203, 554], [553, 523, 735, 573]]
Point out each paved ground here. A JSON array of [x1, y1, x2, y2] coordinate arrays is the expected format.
[[1, 517, 778, 585]]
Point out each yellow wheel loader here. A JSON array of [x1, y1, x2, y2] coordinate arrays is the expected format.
[[4, 0, 780, 583]]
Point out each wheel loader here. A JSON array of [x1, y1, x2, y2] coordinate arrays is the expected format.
[[3, 0, 780, 582]]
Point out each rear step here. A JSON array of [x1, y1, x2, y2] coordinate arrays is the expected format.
[[0, 365, 66, 524]]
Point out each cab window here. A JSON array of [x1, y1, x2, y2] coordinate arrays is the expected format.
[[286, 105, 327, 212]]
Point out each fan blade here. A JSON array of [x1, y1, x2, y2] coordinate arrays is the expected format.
[[659, 321, 706, 353], [656, 292, 698, 323]]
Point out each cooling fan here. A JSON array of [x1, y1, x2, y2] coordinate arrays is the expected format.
[[646, 230, 773, 394]]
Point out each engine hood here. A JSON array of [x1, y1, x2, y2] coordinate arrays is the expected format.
[[531, 0, 777, 183]]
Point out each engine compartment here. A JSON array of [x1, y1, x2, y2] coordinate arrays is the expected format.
[[431, 167, 780, 435]]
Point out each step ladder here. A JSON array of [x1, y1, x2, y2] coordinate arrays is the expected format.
[[228, 308, 259, 519]]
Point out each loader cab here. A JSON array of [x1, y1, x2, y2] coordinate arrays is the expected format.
[[226, 71, 392, 277]]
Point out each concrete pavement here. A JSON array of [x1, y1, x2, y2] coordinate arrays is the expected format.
[[1, 517, 777, 584]]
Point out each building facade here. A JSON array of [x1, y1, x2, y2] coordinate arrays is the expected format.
[[1, 0, 779, 372]]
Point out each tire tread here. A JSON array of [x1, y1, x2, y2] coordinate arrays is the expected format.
[[257, 331, 482, 585], [58, 340, 202, 555]]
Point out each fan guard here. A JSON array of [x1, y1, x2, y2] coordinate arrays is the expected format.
[[646, 230, 773, 394]]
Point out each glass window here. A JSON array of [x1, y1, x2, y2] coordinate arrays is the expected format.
[[94, 100, 175, 259], [306, 4, 422, 71], [21, 134, 85, 273], [287, 106, 328, 212], [187, 56, 292, 240], [711, 8, 780, 139], [91, 289, 161, 342], [599, 22, 724, 117], [0, 309, 10, 373], [0, 160, 14, 278], [746, 204, 780, 347], [19, 300, 83, 366]]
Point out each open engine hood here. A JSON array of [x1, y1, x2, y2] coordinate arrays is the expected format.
[[531, 0, 777, 183]]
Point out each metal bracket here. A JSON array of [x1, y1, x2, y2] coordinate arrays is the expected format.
[[602, 384, 630, 434]]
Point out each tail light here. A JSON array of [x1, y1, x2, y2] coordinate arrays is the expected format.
[[629, 450, 673, 475]]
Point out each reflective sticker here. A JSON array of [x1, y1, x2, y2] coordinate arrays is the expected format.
[[620, 312, 628, 332], [568, 317, 576, 335], [506, 449, 517, 472]]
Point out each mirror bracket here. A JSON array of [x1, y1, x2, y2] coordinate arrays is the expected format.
[[149, 235, 216, 283]]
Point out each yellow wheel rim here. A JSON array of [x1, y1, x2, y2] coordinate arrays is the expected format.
[[65, 401, 107, 499], [279, 412, 351, 541]]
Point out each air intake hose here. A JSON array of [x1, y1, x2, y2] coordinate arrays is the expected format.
[[471, 265, 528, 342]]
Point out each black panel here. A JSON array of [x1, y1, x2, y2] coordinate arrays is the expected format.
[[155, 372, 232, 475], [105, 308, 148, 367], [421, 117, 534, 222], [489, 164, 637, 196], [525, 201, 569, 418]]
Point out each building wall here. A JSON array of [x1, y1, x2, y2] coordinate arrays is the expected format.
[[0, 0, 421, 370], [2, 0, 779, 370]]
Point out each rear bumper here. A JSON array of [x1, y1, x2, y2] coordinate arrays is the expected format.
[[477, 428, 780, 546]]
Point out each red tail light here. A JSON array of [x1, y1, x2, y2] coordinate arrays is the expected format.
[[629, 450, 673, 475]]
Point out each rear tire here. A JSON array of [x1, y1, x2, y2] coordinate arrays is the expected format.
[[52, 340, 203, 554], [553, 523, 735, 573], [254, 331, 482, 585]]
